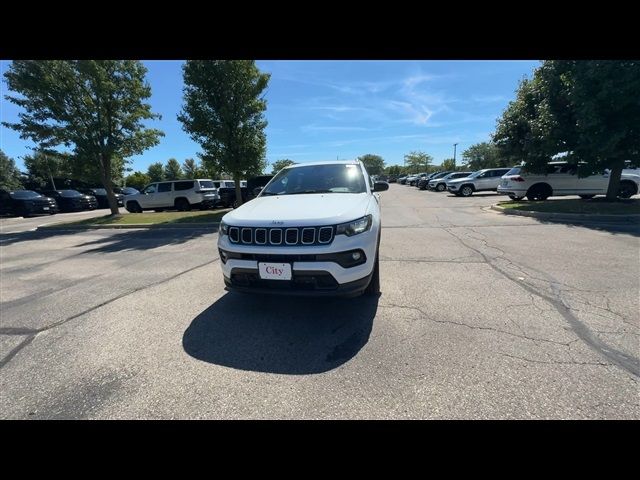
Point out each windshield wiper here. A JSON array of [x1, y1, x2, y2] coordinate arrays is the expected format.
[[287, 189, 333, 195]]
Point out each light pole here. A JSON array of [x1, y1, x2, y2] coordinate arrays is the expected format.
[[453, 143, 458, 170]]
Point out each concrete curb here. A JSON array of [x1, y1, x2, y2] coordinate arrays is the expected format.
[[37, 222, 220, 231], [490, 204, 640, 223]]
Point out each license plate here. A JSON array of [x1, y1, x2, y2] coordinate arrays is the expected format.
[[258, 262, 292, 280], [501, 180, 508, 186], [43, 206, 50, 210]]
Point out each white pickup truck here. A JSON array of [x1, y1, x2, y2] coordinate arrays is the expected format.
[[217, 160, 389, 297]]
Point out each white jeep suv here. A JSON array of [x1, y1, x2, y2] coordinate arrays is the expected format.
[[125, 179, 219, 212], [217, 161, 389, 297]]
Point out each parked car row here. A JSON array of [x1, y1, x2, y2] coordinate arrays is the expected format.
[[397, 163, 640, 199], [0, 185, 143, 218]]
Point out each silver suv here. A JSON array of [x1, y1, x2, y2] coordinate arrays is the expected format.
[[125, 179, 220, 212], [446, 168, 512, 197]]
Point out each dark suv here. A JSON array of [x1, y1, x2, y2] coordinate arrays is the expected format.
[[39, 190, 98, 212], [77, 188, 125, 209], [0, 189, 59, 217]]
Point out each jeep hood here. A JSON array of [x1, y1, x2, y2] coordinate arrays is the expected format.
[[223, 193, 372, 227]]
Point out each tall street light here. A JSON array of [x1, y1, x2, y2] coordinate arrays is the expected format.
[[453, 143, 458, 170]]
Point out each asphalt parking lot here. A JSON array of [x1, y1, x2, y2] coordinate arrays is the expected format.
[[1, 186, 638, 419]]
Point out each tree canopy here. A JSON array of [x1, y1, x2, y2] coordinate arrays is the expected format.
[[178, 60, 270, 206], [0, 150, 24, 190], [441, 158, 457, 171], [404, 151, 433, 172], [493, 60, 640, 200], [124, 171, 151, 191], [147, 162, 164, 182], [357, 154, 385, 175], [271, 159, 296, 174], [3, 60, 163, 213], [461, 142, 504, 170], [183, 158, 207, 178], [384, 165, 403, 176], [164, 158, 183, 180]]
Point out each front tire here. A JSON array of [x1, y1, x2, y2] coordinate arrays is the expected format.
[[365, 251, 380, 296], [436, 183, 446, 192], [460, 185, 474, 197], [126, 201, 142, 213]]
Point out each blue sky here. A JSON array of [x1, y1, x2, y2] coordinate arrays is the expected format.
[[1, 60, 540, 173]]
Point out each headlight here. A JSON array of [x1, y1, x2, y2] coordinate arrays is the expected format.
[[336, 215, 372, 236], [220, 221, 229, 235]]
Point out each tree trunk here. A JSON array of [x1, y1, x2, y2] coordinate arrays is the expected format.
[[233, 172, 244, 207], [605, 159, 624, 201], [99, 154, 120, 215]]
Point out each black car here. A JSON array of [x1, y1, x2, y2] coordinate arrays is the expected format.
[[78, 188, 125, 209], [218, 186, 248, 208], [417, 172, 438, 190], [39, 190, 98, 212], [0, 189, 59, 217], [114, 187, 140, 196]]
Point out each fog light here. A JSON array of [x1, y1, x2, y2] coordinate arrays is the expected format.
[[351, 251, 362, 261]]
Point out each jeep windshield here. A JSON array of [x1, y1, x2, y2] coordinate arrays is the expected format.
[[261, 164, 367, 196]]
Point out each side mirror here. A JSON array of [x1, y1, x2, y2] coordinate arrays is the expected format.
[[373, 181, 389, 192]]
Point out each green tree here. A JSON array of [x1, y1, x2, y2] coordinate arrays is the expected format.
[[493, 78, 548, 169], [23, 150, 71, 189], [385, 165, 403, 175], [271, 158, 296, 174], [3, 60, 164, 214], [441, 158, 457, 171], [183, 158, 207, 178], [534, 60, 640, 200], [357, 154, 385, 175], [178, 60, 270, 206], [494, 61, 640, 200], [124, 171, 151, 191], [147, 162, 164, 182], [164, 158, 183, 180], [461, 142, 504, 170], [404, 151, 432, 172], [0, 150, 24, 190]]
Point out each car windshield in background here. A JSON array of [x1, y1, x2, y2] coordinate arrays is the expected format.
[[432, 172, 449, 179], [92, 189, 107, 195], [122, 187, 139, 195], [505, 167, 521, 175], [10, 190, 42, 199], [262, 164, 367, 196], [60, 190, 83, 197], [199, 181, 215, 189]]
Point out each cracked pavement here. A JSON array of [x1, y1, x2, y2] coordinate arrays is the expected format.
[[1, 186, 638, 419]]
